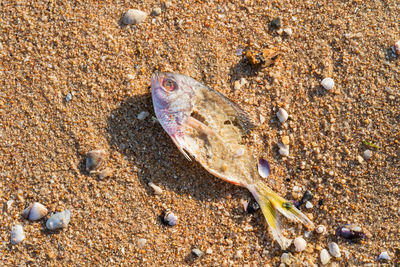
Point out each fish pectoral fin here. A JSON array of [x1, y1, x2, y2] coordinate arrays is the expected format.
[[170, 135, 192, 161], [185, 116, 217, 136]]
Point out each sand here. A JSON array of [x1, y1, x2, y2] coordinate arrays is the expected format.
[[0, 0, 399, 265]]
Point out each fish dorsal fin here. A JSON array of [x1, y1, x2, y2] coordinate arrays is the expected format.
[[191, 82, 255, 135]]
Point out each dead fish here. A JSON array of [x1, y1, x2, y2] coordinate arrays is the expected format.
[[151, 72, 314, 249]]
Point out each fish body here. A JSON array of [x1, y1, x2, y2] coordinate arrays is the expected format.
[[151, 72, 314, 249]]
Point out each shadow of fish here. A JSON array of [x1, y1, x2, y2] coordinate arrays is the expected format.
[[151, 72, 314, 249]]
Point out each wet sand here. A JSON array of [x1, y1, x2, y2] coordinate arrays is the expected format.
[[0, 1, 399, 265]]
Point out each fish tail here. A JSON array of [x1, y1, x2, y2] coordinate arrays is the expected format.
[[248, 181, 314, 249]]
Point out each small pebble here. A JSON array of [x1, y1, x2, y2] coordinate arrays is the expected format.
[[259, 114, 265, 124], [270, 17, 281, 30], [282, 135, 290, 145], [394, 40, 400, 56], [122, 9, 147, 25], [163, 211, 178, 226], [283, 28, 293, 35], [356, 155, 364, 164], [21, 202, 48, 220], [65, 92, 72, 102], [86, 149, 107, 173], [98, 168, 112, 179], [305, 201, 313, 209], [234, 80, 241, 90], [293, 236, 307, 252], [164, 1, 172, 8], [152, 7, 161, 16], [206, 248, 213, 254], [246, 198, 260, 213], [138, 111, 150, 120], [320, 249, 331, 265], [280, 252, 291, 265], [328, 242, 341, 258], [278, 143, 289, 156], [46, 210, 71, 230], [321, 78, 335, 90], [4, 200, 14, 212], [10, 224, 25, 245], [137, 238, 147, 249], [378, 251, 390, 261], [276, 108, 288, 123], [192, 248, 203, 257], [336, 225, 366, 241], [363, 149, 372, 160], [148, 182, 163, 195], [316, 225, 326, 234]]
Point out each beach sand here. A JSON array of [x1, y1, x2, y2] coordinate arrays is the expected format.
[[0, 0, 399, 265]]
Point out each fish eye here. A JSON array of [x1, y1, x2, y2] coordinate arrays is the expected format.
[[162, 79, 177, 91]]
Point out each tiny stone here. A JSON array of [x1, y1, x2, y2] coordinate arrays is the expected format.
[[270, 17, 281, 30], [137, 238, 147, 249], [276, 108, 288, 123], [98, 168, 112, 179], [164, 1, 172, 8], [357, 155, 364, 164], [394, 40, 400, 56], [65, 93, 72, 102], [235, 250, 243, 258], [5, 200, 14, 212], [280, 252, 291, 265], [206, 248, 213, 254], [283, 28, 293, 35], [320, 249, 331, 265], [259, 114, 265, 124], [363, 149, 372, 160], [304, 231, 311, 238], [246, 198, 260, 213], [148, 182, 163, 195], [378, 251, 390, 261], [305, 201, 313, 209], [163, 211, 178, 226], [293, 236, 307, 252], [122, 9, 147, 25], [278, 143, 289, 156], [138, 111, 150, 120], [152, 7, 161, 16], [321, 78, 335, 90], [234, 80, 241, 90], [282, 135, 290, 145], [192, 248, 203, 257], [328, 242, 341, 258], [10, 224, 25, 245]]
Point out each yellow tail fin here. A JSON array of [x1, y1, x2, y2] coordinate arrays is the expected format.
[[248, 181, 315, 250]]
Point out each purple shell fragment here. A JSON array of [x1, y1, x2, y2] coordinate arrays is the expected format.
[[336, 225, 366, 242], [236, 48, 243, 56], [258, 158, 271, 178]]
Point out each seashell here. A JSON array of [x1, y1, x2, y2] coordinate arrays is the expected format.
[[148, 182, 163, 195], [162, 211, 178, 226], [321, 78, 335, 90], [316, 224, 326, 234], [86, 149, 107, 173], [276, 108, 288, 123], [192, 248, 203, 257], [10, 224, 25, 245], [293, 236, 307, 252], [378, 251, 390, 261], [305, 201, 313, 209], [328, 242, 341, 258], [122, 9, 147, 25], [336, 225, 366, 242], [46, 210, 71, 230], [258, 158, 271, 178], [320, 249, 331, 265], [21, 202, 48, 220], [394, 40, 400, 56]]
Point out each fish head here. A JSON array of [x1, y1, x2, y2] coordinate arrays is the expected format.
[[151, 72, 195, 136]]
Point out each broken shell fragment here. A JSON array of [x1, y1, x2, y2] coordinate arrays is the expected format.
[[148, 182, 163, 195], [86, 149, 107, 173], [258, 158, 271, 178], [293, 236, 307, 252], [46, 210, 71, 230], [162, 211, 178, 226], [98, 168, 112, 179], [21, 202, 48, 220], [316, 225, 326, 234], [11, 224, 25, 245], [336, 225, 366, 242]]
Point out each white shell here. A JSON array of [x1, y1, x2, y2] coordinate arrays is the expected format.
[[22, 202, 48, 220], [122, 9, 147, 25], [394, 40, 400, 56], [276, 108, 288, 123], [305, 201, 313, 209], [148, 182, 163, 195], [363, 149, 372, 160], [46, 210, 71, 230], [137, 111, 149, 120], [164, 211, 178, 226], [316, 224, 326, 234], [328, 242, 341, 258], [293, 236, 307, 252], [320, 249, 331, 265], [278, 143, 289, 156], [321, 78, 335, 90], [10, 224, 25, 245], [378, 251, 390, 261]]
